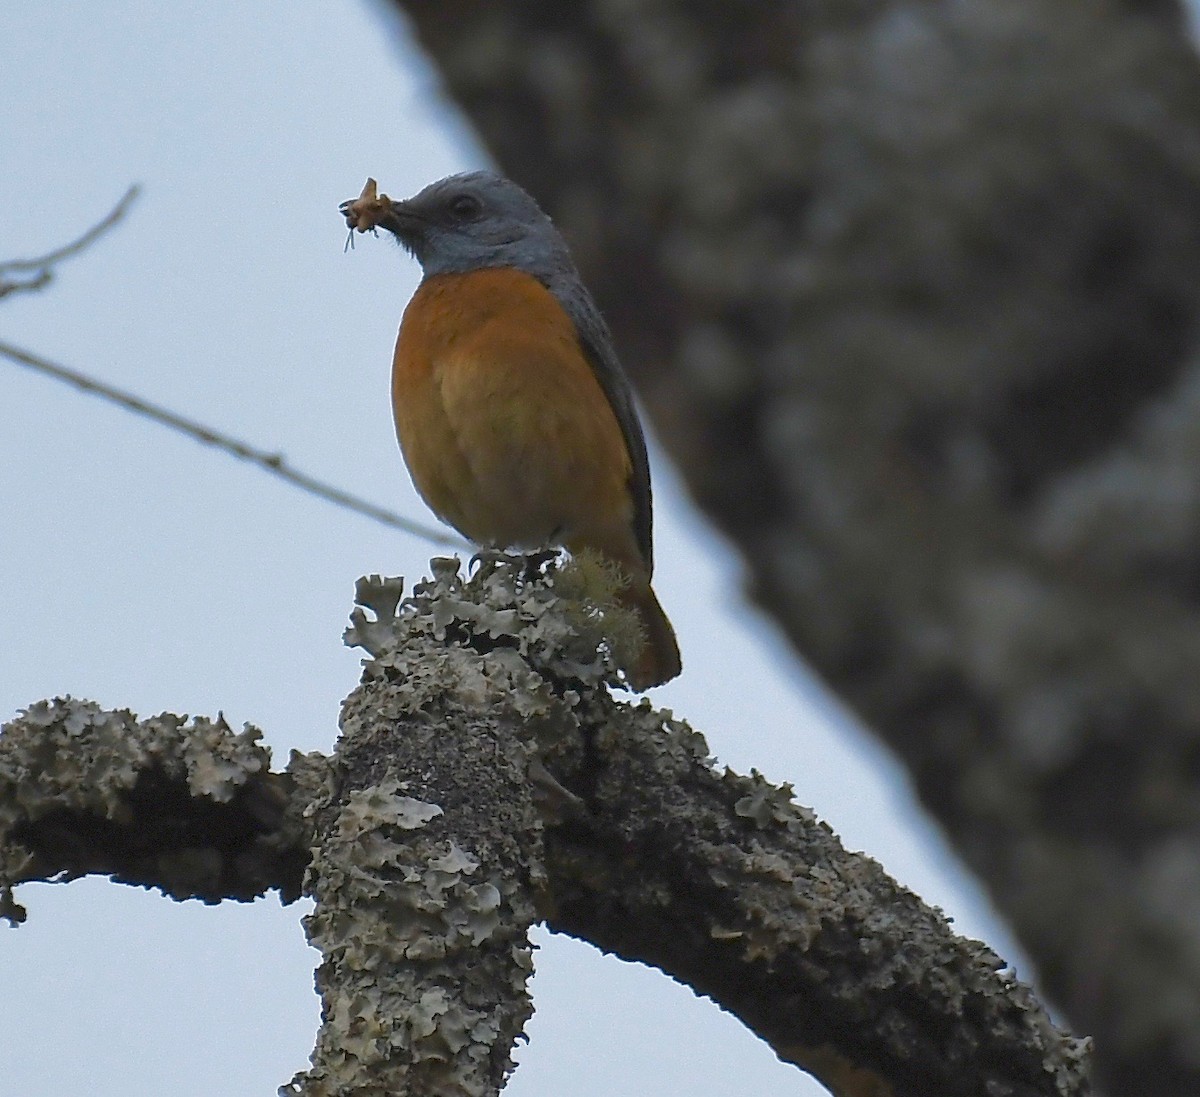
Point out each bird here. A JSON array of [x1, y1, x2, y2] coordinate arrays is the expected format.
[[341, 171, 681, 690]]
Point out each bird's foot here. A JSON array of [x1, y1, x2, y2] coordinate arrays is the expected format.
[[468, 547, 563, 584]]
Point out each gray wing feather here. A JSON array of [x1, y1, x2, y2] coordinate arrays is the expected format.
[[550, 275, 655, 573]]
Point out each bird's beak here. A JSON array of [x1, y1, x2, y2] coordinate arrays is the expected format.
[[377, 199, 425, 247]]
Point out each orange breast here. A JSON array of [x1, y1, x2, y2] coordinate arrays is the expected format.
[[392, 268, 638, 565]]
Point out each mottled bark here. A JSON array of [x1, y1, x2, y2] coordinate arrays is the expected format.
[[0, 700, 313, 920], [384, 1, 1200, 1091], [284, 656, 543, 1096], [0, 558, 1088, 1095]]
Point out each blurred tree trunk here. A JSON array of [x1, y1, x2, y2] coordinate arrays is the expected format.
[[389, 0, 1200, 1091]]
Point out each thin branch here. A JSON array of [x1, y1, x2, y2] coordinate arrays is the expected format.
[[0, 268, 52, 301], [0, 186, 140, 300], [0, 185, 141, 275], [0, 340, 463, 545]]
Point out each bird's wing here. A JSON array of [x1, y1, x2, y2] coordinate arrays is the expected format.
[[560, 285, 655, 573]]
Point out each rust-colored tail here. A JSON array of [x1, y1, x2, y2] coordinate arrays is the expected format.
[[620, 580, 682, 690]]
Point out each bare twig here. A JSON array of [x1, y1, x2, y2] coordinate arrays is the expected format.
[[0, 185, 140, 299], [0, 339, 463, 545]]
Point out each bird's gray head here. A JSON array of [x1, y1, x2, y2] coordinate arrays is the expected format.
[[379, 171, 574, 283]]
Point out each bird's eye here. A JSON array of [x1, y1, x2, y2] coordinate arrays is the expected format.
[[447, 194, 482, 221]]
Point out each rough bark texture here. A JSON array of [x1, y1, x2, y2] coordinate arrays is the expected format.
[[384, 1, 1200, 1091], [0, 699, 314, 921], [539, 684, 1086, 1097], [284, 660, 542, 1096], [0, 558, 1089, 1096]]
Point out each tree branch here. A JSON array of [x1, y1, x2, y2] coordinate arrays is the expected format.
[[0, 558, 1089, 1095], [0, 699, 316, 922], [284, 624, 544, 1097], [0, 184, 138, 299]]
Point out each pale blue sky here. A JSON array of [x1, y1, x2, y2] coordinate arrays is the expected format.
[[1, 4, 1021, 1094]]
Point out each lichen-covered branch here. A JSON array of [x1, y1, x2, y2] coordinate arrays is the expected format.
[[539, 707, 1088, 1097], [1, 558, 1089, 1095], [321, 558, 1088, 1097], [384, 2, 1200, 1090], [282, 569, 548, 1097], [0, 699, 316, 922]]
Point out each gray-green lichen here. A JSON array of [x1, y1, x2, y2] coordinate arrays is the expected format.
[[345, 552, 638, 705], [0, 697, 315, 921], [286, 781, 531, 1097], [285, 558, 563, 1097]]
